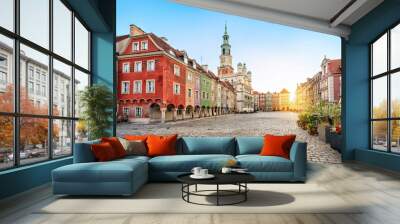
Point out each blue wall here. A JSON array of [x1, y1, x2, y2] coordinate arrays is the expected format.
[[343, 0, 400, 171], [0, 0, 116, 200]]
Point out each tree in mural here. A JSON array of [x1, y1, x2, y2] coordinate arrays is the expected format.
[[0, 85, 59, 153]]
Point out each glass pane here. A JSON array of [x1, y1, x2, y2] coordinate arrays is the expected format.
[[20, 44, 49, 115], [372, 121, 388, 151], [53, 59, 72, 117], [0, 116, 14, 170], [372, 77, 387, 119], [391, 120, 400, 153], [372, 33, 387, 76], [0, 34, 14, 112], [20, 0, 49, 49], [392, 24, 400, 70], [53, 0, 72, 60], [74, 69, 89, 118], [74, 18, 89, 70], [0, 0, 14, 31], [391, 72, 400, 118], [75, 120, 88, 143], [20, 117, 49, 165], [53, 119, 72, 157]]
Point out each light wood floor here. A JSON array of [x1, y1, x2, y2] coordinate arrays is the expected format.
[[1, 162, 400, 224]]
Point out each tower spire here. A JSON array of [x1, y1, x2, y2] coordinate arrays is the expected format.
[[224, 21, 227, 34]]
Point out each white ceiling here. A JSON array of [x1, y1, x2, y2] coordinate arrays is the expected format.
[[171, 0, 384, 38]]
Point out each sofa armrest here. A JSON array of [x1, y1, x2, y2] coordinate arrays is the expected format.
[[73, 140, 100, 163], [289, 141, 307, 182]]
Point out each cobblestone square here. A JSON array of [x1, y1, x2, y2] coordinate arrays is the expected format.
[[117, 111, 341, 164]]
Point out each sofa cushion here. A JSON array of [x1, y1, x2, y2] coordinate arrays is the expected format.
[[236, 137, 263, 155], [149, 154, 235, 172], [260, 134, 296, 159], [101, 137, 127, 158], [179, 137, 236, 155], [91, 142, 118, 162], [147, 134, 177, 157], [53, 158, 147, 183], [236, 155, 293, 172]]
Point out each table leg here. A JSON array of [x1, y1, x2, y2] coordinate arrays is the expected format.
[[195, 184, 198, 192], [217, 184, 219, 206]]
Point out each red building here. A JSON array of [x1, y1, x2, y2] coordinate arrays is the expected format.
[[320, 57, 342, 103], [116, 25, 187, 123]]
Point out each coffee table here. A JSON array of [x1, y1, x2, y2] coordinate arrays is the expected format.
[[177, 173, 255, 206]]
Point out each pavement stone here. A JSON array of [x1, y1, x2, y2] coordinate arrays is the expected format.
[[117, 112, 342, 164]]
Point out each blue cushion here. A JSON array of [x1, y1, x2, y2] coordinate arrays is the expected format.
[[149, 154, 235, 172], [236, 155, 293, 172], [236, 137, 264, 155], [179, 137, 236, 155], [73, 139, 100, 163]]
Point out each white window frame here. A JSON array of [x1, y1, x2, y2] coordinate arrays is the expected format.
[[187, 73, 192, 81], [134, 61, 142, 72], [132, 42, 139, 52], [147, 60, 155, 71], [122, 62, 130, 73], [141, 40, 148, 50], [135, 107, 143, 118], [146, 79, 155, 93], [123, 107, 130, 116], [173, 82, 180, 95], [133, 80, 142, 93], [174, 64, 180, 76], [121, 81, 130, 94]]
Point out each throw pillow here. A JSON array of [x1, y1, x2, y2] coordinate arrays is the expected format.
[[119, 138, 147, 156], [124, 135, 149, 141], [146, 134, 178, 157], [101, 137, 127, 158], [91, 142, 117, 162], [260, 134, 296, 159]]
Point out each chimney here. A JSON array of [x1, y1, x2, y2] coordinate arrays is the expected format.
[[202, 64, 208, 72], [129, 24, 145, 37]]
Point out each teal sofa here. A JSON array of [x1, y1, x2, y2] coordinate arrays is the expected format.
[[52, 137, 307, 196]]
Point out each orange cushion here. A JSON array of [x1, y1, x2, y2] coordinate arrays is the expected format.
[[260, 134, 296, 159], [146, 134, 177, 157], [101, 137, 127, 158], [91, 142, 117, 162], [124, 135, 149, 141]]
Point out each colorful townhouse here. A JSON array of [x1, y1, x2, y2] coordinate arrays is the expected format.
[[116, 24, 237, 123], [116, 25, 186, 123], [200, 66, 212, 116]]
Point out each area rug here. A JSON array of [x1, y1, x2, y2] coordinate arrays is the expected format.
[[37, 183, 362, 214]]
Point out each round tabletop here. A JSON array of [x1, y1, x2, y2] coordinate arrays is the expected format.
[[177, 172, 255, 185]]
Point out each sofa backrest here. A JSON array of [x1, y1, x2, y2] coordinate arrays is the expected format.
[[73, 139, 100, 163], [178, 137, 236, 155], [235, 136, 264, 155]]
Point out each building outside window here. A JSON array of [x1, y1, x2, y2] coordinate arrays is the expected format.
[[147, 60, 155, 71], [173, 83, 180, 95], [0, 0, 92, 170], [121, 81, 130, 94], [122, 62, 130, 73], [134, 61, 142, 72], [174, 64, 180, 76], [132, 42, 139, 52], [187, 73, 192, 81], [133, 80, 142, 93], [123, 107, 129, 116], [370, 23, 400, 153], [141, 40, 148, 50], [135, 107, 142, 117], [146, 79, 155, 93]]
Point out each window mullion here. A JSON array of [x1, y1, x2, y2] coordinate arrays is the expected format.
[[13, 0, 21, 167], [388, 30, 391, 152]]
